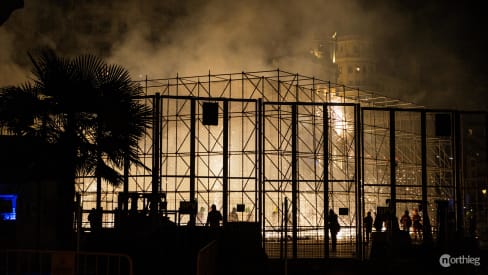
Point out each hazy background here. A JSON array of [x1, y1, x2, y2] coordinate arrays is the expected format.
[[1, 0, 487, 110]]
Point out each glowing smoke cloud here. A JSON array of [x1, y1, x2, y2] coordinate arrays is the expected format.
[[0, 0, 487, 110]]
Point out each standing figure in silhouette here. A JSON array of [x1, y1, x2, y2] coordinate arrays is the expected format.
[[88, 208, 101, 232], [206, 204, 222, 228], [197, 207, 206, 224], [328, 209, 340, 252], [229, 207, 238, 222], [364, 211, 373, 244], [412, 208, 422, 240], [400, 210, 412, 233], [373, 212, 384, 232]]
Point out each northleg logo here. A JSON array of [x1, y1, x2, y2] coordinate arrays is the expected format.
[[439, 254, 451, 267], [439, 254, 481, 268]]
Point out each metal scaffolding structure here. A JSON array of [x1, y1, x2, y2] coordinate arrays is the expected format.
[[75, 69, 485, 260]]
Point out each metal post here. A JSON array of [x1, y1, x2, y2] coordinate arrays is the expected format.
[[421, 111, 432, 242], [190, 98, 196, 225], [389, 110, 396, 219], [323, 104, 330, 258], [291, 104, 298, 259], [76, 193, 81, 254], [284, 197, 289, 275], [258, 98, 264, 242], [360, 107, 366, 260], [151, 93, 161, 217], [223, 100, 228, 224], [454, 111, 464, 233], [123, 151, 129, 215], [96, 174, 101, 211], [355, 104, 362, 258]]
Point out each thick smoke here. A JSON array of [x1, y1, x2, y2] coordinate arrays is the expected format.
[[0, 28, 27, 85], [107, 0, 355, 79], [0, 0, 486, 110]]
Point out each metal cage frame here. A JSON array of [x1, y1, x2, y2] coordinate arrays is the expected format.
[[75, 69, 486, 260]]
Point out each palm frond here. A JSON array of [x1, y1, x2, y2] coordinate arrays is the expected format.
[[3, 48, 151, 187], [0, 84, 44, 135], [96, 160, 124, 187]]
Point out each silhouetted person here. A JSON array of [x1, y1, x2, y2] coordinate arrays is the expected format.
[[328, 209, 340, 252], [88, 208, 96, 228], [88, 208, 101, 232], [364, 211, 373, 243], [400, 210, 412, 233], [272, 207, 279, 225], [206, 204, 222, 228], [387, 213, 400, 232], [373, 212, 383, 232], [114, 207, 121, 228], [229, 207, 238, 222], [197, 207, 206, 224], [412, 208, 422, 240]]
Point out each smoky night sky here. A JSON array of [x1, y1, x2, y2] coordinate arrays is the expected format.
[[1, 0, 487, 110]]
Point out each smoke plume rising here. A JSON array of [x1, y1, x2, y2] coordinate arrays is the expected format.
[[0, 0, 486, 110]]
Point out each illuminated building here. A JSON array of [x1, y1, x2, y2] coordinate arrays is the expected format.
[[334, 34, 377, 91], [71, 69, 487, 259], [308, 33, 417, 102]]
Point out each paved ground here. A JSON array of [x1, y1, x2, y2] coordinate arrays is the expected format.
[[266, 256, 487, 275], [264, 242, 488, 275]]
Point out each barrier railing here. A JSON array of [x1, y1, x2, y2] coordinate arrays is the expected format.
[[0, 249, 133, 275], [196, 240, 218, 275]]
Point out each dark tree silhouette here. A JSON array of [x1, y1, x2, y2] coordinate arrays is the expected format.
[[0, 48, 151, 248]]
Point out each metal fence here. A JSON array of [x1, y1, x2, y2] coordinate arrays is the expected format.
[[0, 249, 133, 275]]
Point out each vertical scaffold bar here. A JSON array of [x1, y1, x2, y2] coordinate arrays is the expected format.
[[258, 98, 263, 243], [151, 93, 161, 217], [284, 197, 289, 273], [389, 110, 396, 218], [291, 104, 298, 259], [190, 98, 196, 225], [355, 104, 362, 259], [421, 110, 432, 242], [454, 111, 464, 233], [323, 103, 330, 258], [360, 107, 366, 260], [123, 144, 129, 212], [223, 99, 229, 224]]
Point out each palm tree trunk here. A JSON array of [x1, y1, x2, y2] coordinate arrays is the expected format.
[[55, 145, 76, 250], [56, 113, 77, 249]]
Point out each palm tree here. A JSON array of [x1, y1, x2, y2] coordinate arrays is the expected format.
[[0, 48, 151, 248]]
